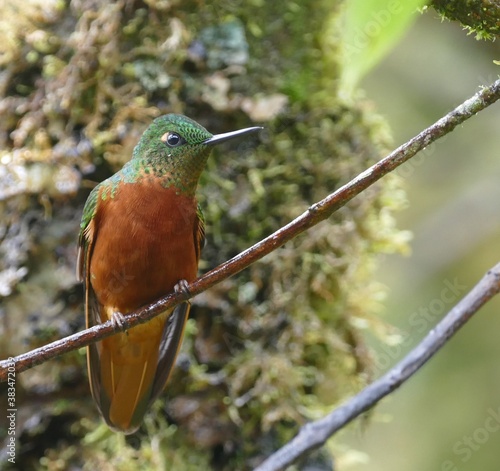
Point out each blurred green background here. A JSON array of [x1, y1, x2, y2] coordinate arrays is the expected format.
[[344, 10, 500, 471]]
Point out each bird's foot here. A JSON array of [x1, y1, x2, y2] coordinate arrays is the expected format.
[[111, 311, 129, 332], [174, 279, 191, 300]]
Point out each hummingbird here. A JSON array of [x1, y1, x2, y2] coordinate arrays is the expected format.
[[77, 114, 261, 434]]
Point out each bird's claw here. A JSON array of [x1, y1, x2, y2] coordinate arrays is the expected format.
[[111, 311, 129, 331], [174, 279, 191, 299]]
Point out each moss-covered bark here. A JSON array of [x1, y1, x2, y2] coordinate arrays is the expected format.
[[432, 0, 500, 39], [0, 1, 408, 469]]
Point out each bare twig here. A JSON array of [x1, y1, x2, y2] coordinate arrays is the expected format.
[[1, 78, 500, 381], [254, 262, 500, 471]]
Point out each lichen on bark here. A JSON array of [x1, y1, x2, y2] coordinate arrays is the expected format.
[[0, 1, 409, 469]]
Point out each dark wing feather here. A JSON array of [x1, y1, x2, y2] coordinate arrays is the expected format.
[[148, 302, 191, 405]]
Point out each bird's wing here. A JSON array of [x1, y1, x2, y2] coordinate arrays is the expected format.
[[147, 302, 190, 406], [77, 183, 101, 334], [76, 184, 106, 412]]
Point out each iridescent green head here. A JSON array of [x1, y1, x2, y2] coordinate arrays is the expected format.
[[131, 114, 262, 195]]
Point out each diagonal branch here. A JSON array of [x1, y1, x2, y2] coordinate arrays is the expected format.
[[254, 262, 500, 471], [1, 78, 500, 381]]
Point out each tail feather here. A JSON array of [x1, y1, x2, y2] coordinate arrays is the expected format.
[[87, 303, 190, 434], [100, 334, 160, 433]]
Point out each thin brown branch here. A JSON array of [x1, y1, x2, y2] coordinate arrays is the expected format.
[[1, 78, 500, 381], [254, 262, 500, 471]]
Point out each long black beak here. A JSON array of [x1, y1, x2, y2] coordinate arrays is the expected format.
[[203, 126, 263, 145]]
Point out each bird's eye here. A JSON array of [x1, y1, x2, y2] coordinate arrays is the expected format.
[[161, 132, 186, 148]]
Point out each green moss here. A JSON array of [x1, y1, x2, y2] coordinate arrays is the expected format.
[[432, 0, 500, 39]]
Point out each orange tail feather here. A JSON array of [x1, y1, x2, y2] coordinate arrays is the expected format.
[[99, 332, 161, 433], [87, 304, 190, 434]]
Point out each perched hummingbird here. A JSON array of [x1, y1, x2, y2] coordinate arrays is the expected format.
[[77, 114, 261, 434]]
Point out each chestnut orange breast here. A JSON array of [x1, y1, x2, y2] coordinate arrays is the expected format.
[[89, 179, 199, 316]]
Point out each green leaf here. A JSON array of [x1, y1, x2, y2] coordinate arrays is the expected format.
[[340, 0, 427, 95]]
